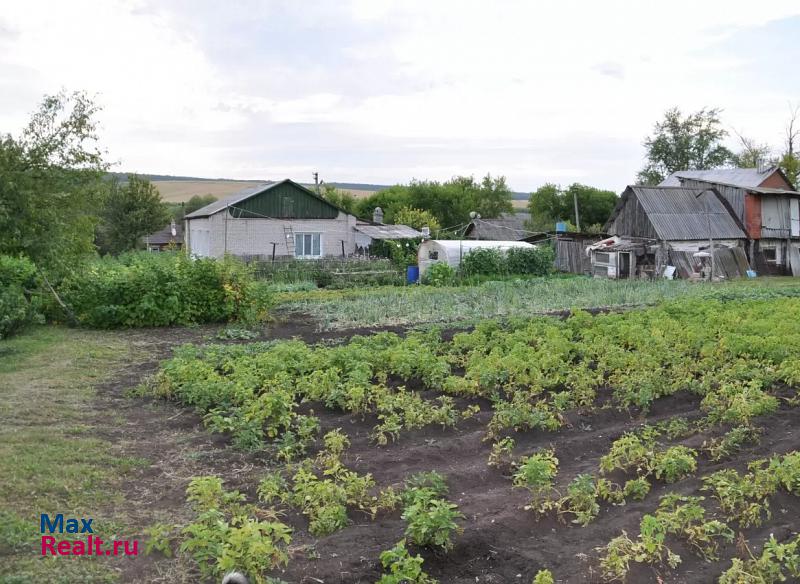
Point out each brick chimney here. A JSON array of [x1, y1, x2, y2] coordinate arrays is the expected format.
[[373, 207, 384, 224]]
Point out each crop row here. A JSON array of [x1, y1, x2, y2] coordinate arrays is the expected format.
[[144, 297, 800, 581]]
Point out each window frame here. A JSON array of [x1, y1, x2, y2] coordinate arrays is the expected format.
[[294, 232, 323, 258]]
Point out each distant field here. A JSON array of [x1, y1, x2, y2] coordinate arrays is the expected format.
[[153, 181, 263, 202], [153, 180, 383, 203]]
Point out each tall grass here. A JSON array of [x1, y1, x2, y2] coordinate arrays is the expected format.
[[276, 276, 800, 331]]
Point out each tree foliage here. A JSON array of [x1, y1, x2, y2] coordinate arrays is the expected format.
[[528, 183, 618, 232], [320, 184, 357, 214], [0, 90, 109, 272], [393, 207, 441, 232], [96, 174, 171, 255], [185, 194, 218, 216], [356, 174, 513, 230], [637, 107, 733, 186]]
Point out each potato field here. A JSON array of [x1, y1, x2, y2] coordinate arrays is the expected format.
[[144, 297, 800, 583]]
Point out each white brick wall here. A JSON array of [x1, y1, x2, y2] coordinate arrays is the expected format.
[[186, 211, 357, 259]]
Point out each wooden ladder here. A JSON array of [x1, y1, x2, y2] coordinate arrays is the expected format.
[[283, 225, 295, 256]]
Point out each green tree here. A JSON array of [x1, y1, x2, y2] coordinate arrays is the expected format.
[[185, 194, 218, 215], [393, 207, 441, 232], [0, 91, 108, 271], [320, 184, 357, 214], [730, 133, 771, 169], [474, 173, 514, 218], [637, 107, 733, 185], [527, 183, 617, 231], [358, 174, 513, 230], [97, 174, 171, 255], [778, 106, 799, 188]]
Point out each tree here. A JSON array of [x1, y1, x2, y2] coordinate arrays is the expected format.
[[637, 107, 733, 185], [320, 184, 357, 214], [185, 194, 217, 215], [731, 131, 771, 168], [778, 105, 799, 188], [393, 207, 441, 232], [527, 183, 618, 231], [96, 174, 170, 255], [0, 91, 109, 272]]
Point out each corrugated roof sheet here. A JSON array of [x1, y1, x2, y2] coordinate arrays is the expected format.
[[145, 222, 183, 244], [354, 224, 422, 239], [630, 186, 747, 240], [659, 168, 774, 188], [465, 213, 530, 240], [678, 177, 800, 196], [184, 182, 278, 218]]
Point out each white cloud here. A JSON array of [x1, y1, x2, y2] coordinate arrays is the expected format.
[[1, 0, 799, 190]]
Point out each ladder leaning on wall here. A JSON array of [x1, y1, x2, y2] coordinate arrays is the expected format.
[[283, 225, 295, 256]]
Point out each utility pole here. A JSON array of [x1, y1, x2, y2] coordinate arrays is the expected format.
[[573, 190, 581, 232], [313, 172, 320, 195]]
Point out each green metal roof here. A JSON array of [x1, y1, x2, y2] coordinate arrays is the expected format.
[[185, 179, 342, 219]]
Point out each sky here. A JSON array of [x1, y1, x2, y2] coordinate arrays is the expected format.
[[1, 0, 799, 192]]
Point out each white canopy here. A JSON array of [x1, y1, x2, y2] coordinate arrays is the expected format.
[[417, 239, 535, 276]]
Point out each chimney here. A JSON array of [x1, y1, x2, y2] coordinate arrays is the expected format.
[[373, 207, 384, 224]]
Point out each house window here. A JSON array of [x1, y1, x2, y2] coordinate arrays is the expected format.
[[295, 233, 321, 257], [763, 246, 778, 264], [594, 252, 610, 263]]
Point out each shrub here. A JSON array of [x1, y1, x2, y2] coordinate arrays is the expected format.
[[423, 262, 456, 286], [460, 246, 554, 277], [0, 255, 42, 338], [59, 252, 271, 328], [505, 246, 554, 276], [461, 248, 505, 276]]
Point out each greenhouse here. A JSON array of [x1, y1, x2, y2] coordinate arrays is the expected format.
[[417, 239, 535, 276]]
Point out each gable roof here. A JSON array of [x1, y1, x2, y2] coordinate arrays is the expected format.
[[145, 222, 183, 245], [605, 186, 747, 241], [464, 213, 530, 240], [659, 167, 780, 188], [184, 179, 346, 219]]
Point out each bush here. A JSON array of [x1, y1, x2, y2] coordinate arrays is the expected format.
[[461, 246, 554, 277], [423, 262, 456, 286], [461, 248, 505, 276], [0, 255, 42, 339], [59, 252, 271, 328]]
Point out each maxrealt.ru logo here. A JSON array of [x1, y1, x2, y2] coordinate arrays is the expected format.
[[40, 514, 139, 556]]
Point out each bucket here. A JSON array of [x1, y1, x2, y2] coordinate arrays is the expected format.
[[406, 265, 420, 284]]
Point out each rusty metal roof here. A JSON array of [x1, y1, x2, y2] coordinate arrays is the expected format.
[[611, 186, 747, 241]]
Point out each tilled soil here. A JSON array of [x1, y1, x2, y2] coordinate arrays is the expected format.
[[92, 319, 800, 584]]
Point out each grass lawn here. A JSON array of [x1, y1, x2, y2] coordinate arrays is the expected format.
[[0, 327, 144, 583]]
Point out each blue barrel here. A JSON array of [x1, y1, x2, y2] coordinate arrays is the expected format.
[[407, 265, 420, 284], [555, 221, 567, 233]]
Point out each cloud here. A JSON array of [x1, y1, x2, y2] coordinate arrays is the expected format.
[[2, 0, 799, 191]]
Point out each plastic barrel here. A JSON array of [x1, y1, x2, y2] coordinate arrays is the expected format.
[[407, 265, 420, 284]]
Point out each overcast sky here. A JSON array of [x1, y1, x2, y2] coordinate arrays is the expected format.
[[2, 1, 799, 192]]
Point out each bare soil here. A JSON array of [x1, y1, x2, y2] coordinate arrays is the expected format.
[[91, 318, 800, 584]]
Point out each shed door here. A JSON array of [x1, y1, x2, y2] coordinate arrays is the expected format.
[[791, 198, 799, 237], [618, 252, 631, 278]]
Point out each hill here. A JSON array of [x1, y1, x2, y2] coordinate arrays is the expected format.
[[110, 172, 530, 205]]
